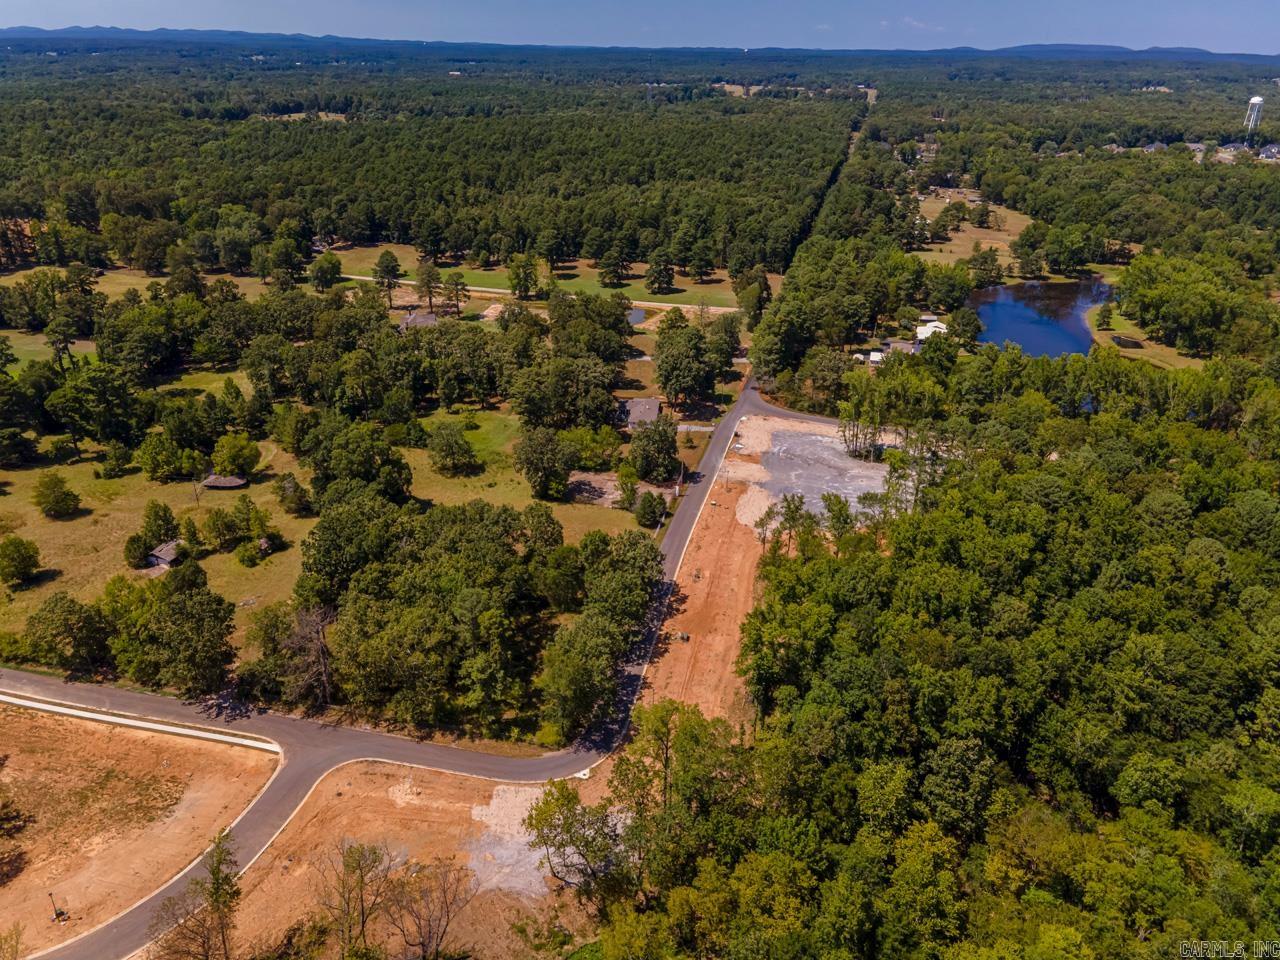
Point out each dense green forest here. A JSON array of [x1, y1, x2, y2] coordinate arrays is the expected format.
[[0, 39, 863, 275], [533, 345, 1280, 958]]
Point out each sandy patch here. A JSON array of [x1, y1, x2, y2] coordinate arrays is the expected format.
[[735, 483, 774, 528], [0, 706, 276, 952], [731, 414, 841, 457]]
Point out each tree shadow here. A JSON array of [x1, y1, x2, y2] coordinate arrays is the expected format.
[[674, 398, 722, 422], [46, 505, 93, 522], [17, 568, 62, 590], [0, 848, 27, 887], [193, 689, 267, 722]]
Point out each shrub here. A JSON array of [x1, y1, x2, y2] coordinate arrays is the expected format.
[[272, 473, 314, 516], [32, 472, 81, 519], [0, 536, 40, 584], [99, 442, 133, 479], [634, 491, 667, 529]]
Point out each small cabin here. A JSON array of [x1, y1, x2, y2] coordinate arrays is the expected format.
[[147, 539, 183, 571], [201, 474, 248, 490]]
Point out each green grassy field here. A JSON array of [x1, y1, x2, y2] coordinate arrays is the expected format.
[[406, 406, 636, 543], [1086, 303, 1202, 370], [160, 366, 252, 395], [0, 266, 269, 301], [335, 243, 761, 309], [0, 440, 315, 641], [916, 193, 1034, 269], [3, 330, 95, 371]]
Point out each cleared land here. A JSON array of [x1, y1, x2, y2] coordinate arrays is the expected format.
[[0, 440, 315, 640], [917, 190, 1033, 268], [0, 706, 276, 952], [643, 414, 887, 723], [643, 474, 759, 724], [337, 243, 776, 309], [229, 762, 591, 960]]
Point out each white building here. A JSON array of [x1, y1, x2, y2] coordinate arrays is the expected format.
[[915, 317, 949, 341]]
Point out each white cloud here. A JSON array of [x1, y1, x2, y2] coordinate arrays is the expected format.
[[903, 15, 945, 32]]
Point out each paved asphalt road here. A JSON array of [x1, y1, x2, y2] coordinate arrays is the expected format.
[[0, 379, 832, 960]]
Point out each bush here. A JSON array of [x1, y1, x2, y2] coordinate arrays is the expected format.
[[560, 425, 622, 472], [0, 535, 40, 584], [634, 491, 667, 529], [99, 442, 133, 479], [272, 473, 314, 516], [234, 539, 263, 567], [32, 472, 81, 519], [616, 463, 639, 511]]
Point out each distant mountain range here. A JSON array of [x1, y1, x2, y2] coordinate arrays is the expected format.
[[0, 26, 1276, 61]]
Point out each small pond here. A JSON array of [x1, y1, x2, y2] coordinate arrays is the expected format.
[[971, 277, 1111, 357]]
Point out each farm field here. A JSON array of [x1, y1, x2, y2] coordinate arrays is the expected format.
[[0, 705, 276, 953], [336, 244, 771, 309], [0, 440, 315, 640]]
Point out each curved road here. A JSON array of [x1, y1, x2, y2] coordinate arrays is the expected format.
[[1, 379, 832, 960]]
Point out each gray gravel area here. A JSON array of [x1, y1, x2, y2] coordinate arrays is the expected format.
[[761, 430, 889, 513]]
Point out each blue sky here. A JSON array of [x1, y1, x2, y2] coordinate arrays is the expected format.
[[8, 0, 1280, 53]]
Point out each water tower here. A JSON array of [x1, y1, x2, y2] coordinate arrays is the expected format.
[[1246, 95, 1264, 136]]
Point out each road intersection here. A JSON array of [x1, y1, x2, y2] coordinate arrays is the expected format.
[[1, 379, 834, 960]]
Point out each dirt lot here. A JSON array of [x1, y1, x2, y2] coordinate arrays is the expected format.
[[0, 706, 276, 952], [230, 762, 591, 960], [641, 415, 889, 725], [644, 477, 760, 725]]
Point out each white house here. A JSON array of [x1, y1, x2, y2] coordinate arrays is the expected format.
[[915, 317, 949, 341]]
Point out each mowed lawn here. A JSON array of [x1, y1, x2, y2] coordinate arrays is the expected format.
[[0, 440, 316, 641], [916, 193, 1033, 269], [1086, 303, 1203, 371], [405, 407, 636, 543], [335, 243, 764, 309], [4, 330, 95, 371], [0, 266, 269, 301]]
